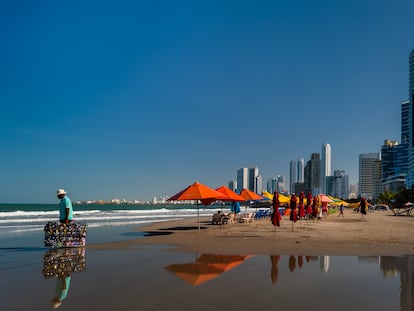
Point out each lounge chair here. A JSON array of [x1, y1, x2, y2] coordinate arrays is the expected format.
[[227, 213, 236, 224], [211, 213, 223, 225], [242, 212, 255, 223]]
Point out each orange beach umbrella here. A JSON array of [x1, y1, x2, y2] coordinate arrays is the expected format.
[[239, 189, 265, 201], [167, 182, 226, 232], [168, 181, 226, 204], [215, 186, 246, 202]]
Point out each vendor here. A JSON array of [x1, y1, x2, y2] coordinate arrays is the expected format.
[[56, 189, 73, 224]]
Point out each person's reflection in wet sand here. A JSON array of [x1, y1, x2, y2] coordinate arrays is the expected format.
[[51, 275, 71, 309], [42, 248, 86, 309]]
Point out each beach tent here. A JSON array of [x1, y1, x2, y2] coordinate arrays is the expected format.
[[262, 191, 274, 200]]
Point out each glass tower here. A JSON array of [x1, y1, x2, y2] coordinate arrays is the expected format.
[[407, 49, 414, 187]]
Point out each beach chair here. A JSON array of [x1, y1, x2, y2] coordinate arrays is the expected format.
[[228, 213, 236, 224], [242, 212, 255, 223], [211, 213, 223, 225]]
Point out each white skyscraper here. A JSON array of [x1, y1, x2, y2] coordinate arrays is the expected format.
[[297, 158, 304, 182], [321, 143, 332, 194], [290, 160, 297, 194]]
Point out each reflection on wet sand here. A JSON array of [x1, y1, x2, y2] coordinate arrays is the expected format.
[[42, 248, 86, 309], [165, 254, 414, 310], [360, 255, 414, 311], [165, 254, 251, 287]]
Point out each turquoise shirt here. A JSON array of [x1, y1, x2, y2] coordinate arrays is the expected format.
[[59, 196, 73, 221]]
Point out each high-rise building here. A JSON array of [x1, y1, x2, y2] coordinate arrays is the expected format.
[[332, 170, 349, 199], [359, 152, 380, 200], [277, 175, 285, 193], [304, 152, 321, 194], [297, 158, 304, 182], [407, 49, 414, 187], [267, 178, 277, 193], [289, 160, 297, 194], [237, 166, 260, 193], [255, 174, 262, 194], [228, 180, 237, 192], [321, 143, 332, 194], [381, 139, 407, 192], [236, 167, 249, 193]]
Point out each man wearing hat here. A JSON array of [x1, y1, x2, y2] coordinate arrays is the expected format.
[[56, 189, 73, 224]]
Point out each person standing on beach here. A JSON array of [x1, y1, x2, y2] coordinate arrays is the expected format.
[[338, 204, 344, 217], [56, 189, 73, 224]]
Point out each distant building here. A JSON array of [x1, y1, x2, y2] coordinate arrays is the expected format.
[[277, 175, 285, 193], [289, 160, 297, 194], [304, 152, 321, 195], [326, 170, 349, 199], [349, 183, 358, 199], [237, 166, 260, 193], [381, 139, 407, 192], [267, 178, 277, 193], [321, 144, 332, 194], [228, 180, 237, 192], [290, 158, 304, 194], [359, 152, 381, 200], [236, 167, 249, 192], [297, 158, 304, 182], [406, 49, 414, 188], [255, 174, 263, 194]]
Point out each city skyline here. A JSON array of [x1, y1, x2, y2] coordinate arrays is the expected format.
[[1, 1, 414, 203]]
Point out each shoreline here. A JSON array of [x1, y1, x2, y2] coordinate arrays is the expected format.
[[88, 209, 414, 256]]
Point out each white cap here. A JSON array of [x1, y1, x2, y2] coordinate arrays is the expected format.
[[56, 189, 66, 195]]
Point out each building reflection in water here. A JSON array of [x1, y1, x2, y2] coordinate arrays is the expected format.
[[42, 248, 86, 309], [359, 255, 414, 311], [320, 256, 330, 273]]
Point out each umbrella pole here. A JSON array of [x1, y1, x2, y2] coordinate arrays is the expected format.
[[197, 201, 200, 234]]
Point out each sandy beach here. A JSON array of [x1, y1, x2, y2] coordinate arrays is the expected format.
[[90, 209, 414, 256]]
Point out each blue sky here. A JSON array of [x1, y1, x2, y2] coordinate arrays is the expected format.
[[1, 0, 414, 203]]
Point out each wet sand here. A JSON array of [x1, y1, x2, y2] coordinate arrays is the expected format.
[[89, 209, 414, 256]]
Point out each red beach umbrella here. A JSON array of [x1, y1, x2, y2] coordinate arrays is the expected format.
[[306, 192, 313, 215], [271, 192, 281, 227], [289, 194, 298, 223], [312, 196, 318, 217], [299, 191, 305, 218]]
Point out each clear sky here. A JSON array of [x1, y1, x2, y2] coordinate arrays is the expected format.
[[1, 0, 414, 203]]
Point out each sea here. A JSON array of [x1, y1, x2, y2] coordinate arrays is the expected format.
[[0, 202, 245, 247]]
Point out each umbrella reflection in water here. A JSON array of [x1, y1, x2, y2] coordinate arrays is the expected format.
[[165, 254, 251, 287], [270, 255, 280, 284]]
